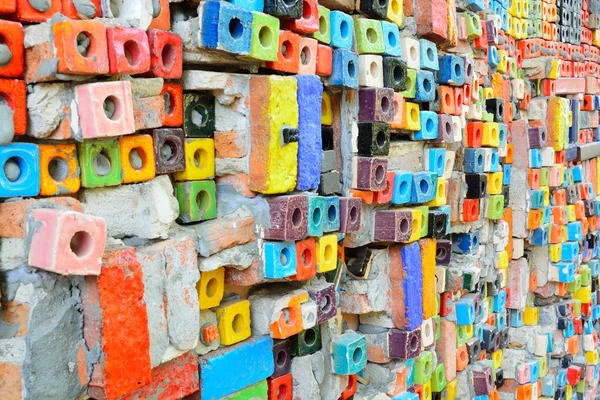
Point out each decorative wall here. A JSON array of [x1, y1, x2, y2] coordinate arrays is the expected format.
[[0, 0, 599, 398]]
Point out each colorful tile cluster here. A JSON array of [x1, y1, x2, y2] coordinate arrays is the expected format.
[[1, 0, 600, 398]]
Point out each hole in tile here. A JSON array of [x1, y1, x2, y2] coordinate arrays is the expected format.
[[302, 0, 312, 18], [281, 40, 294, 61], [196, 189, 210, 214], [70, 231, 93, 258], [276, 349, 287, 367], [324, 244, 334, 262], [200, 275, 217, 300], [232, 313, 244, 333], [292, 207, 302, 227], [347, 60, 356, 77], [318, 15, 327, 35], [48, 157, 69, 182], [161, 43, 177, 70], [301, 247, 312, 266], [409, 45, 417, 61], [312, 206, 322, 226], [76, 32, 92, 58], [366, 28, 377, 44], [282, 307, 296, 325], [400, 216, 409, 234], [229, 18, 244, 39], [352, 347, 363, 363], [93, 150, 112, 176], [103, 96, 121, 120], [376, 130, 387, 148], [161, 140, 177, 162], [375, 164, 385, 184], [393, 65, 404, 82], [349, 206, 359, 224], [124, 40, 141, 67], [380, 96, 390, 113], [328, 204, 337, 222], [194, 148, 207, 169], [280, 247, 291, 266], [370, 61, 379, 79], [304, 328, 317, 346], [301, 46, 312, 66], [128, 147, 145, 170]]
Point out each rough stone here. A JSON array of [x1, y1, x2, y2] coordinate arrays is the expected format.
[[81, 175, 179, 239]]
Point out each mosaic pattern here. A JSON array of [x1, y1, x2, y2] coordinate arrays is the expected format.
[[0, 0, 600, 398]]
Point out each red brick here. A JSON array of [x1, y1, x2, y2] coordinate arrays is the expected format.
[[555, 78, 586, 95], [195, 216, 256, 256], [0, 197, 83, 238], [436, 318, 457, 382], [404, 0, 414, 16], [225, 258, 263, 286], [214, 131, 247, 158], [87, 247, 152, 400], [0, 300, 29, 336], [216, 173, 256, 198], [0, 363, 22, 399], [415, 0, 448, 44], [133, 96, 165, 131], [118, 352, 199, 400]]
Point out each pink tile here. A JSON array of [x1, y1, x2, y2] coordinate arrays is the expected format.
[[28, 208, 107, 275], [75, 80, 135, 139]]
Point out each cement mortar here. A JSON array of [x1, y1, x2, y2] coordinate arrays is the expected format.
[[28, 0, 51, 12], [73, 0, 97, 18]]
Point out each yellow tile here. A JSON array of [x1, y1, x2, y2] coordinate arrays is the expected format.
[[426, 178, 447, 207], [487, 172, 503, 194], [197, 267, 225, 310], [316, 234, 338, 273], [215, 299, 251, 346], [404, 102, 421, 131], [174, 138, 215, 181], [482, 122, 500, 147], [322, 91, 333, 126]]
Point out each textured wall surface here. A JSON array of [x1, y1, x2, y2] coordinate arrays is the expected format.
[[0, 0, 600, 399]]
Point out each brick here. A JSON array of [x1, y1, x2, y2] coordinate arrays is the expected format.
[[0, 301, 29, 337], [198, 336, 274, 398], [133, 95, 165, 131], [389, 243, 423, 330], [296, 75, 323, 191], [137, 237, 200, 367], [216, 173, 256, 198], [0, 79, 26, 135], [507, 258, 530, 310], [0, 363, 22, 399], [52, 19, 109, 75], [28, 208, 107, 276], [436, 318, 457, 382], [118, 352, 199, 400], [248, 76, 299, 194], [214, 131, 248, 159], [75, 81, 135, 139], [416, 0, 448, 44], [107, 26, 151, 75], [224, 258, 264, 286], [81, 175, 178, 240], [419, 238, 437, 320], [0, 197, 83, 238], [26, 82, 74, 139], [86, 247, 152, 399], [194, 214, 255, 257], [0, 20, 24, 79]]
